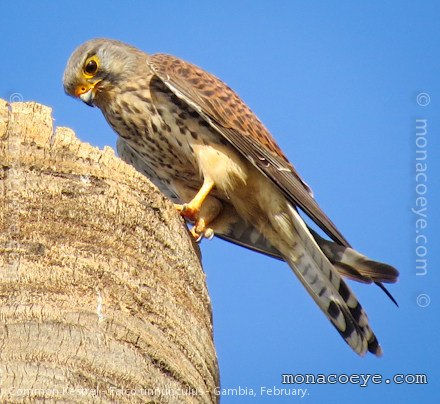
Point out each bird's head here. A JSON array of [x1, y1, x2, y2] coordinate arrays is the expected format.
[[63, 38, 142, 107]]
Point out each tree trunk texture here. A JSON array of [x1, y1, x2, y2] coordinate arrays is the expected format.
[[0, 99, 219, 403]]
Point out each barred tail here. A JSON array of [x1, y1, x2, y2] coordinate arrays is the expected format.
[[272, 204, 382, 356]]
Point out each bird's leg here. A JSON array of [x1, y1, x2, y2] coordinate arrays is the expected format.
[[175, 177, 218, 241], [175, 177, 215, 221]]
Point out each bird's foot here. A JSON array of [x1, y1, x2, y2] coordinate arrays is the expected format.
[[175, 204, 214, 242], [174, 178, 215, 223], [190, 218, 215, 242], [175, 203, 199, 223], [190, 226, 214, 242]]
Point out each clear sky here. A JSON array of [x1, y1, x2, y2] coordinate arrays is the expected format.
[[1, 1, 439, 403]]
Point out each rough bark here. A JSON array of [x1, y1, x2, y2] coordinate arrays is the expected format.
[[0, 99, 219, 403]]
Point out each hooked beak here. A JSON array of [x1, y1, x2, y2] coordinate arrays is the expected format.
[[78, 88, 95, 107], [75, 80, 101, 107]]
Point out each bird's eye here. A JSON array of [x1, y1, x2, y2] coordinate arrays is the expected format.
[[83, 57, 99, 76]]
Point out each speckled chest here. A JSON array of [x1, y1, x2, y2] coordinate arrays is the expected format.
[[102, 76, 223, 189]]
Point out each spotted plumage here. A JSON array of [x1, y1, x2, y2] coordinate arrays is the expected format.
[[63, 38, 398, 356]]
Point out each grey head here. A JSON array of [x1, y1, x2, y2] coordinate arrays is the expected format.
[[63, 38, 145, 106]]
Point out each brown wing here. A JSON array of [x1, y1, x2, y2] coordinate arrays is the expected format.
[[147, 53, 351, 247]]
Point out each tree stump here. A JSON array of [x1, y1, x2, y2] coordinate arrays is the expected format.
[[0, 99, 219, 403]]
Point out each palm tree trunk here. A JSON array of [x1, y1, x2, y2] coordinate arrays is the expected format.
[[0, 99, 219, 403]]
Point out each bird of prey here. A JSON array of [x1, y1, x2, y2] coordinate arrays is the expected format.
[[63, 38, 398, 356]]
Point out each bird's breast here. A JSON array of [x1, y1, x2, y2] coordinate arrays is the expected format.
[[101, 82, 245, 202]]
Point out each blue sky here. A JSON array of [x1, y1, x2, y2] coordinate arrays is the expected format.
[[1, 1, 439, 403]]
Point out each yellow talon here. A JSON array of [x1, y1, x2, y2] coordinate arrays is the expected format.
[[188, 217, 215, 242], [175, 177, 217, 242], [175, 177, 215, 222], [175, 203, 199, 222]]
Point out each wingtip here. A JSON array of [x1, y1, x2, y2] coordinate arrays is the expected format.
[[375, 282, 399, 307]]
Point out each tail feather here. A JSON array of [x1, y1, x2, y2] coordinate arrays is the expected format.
[[208, 207, 398, 290], [333, 262, 372, 283], [309, 228, 399, 284], [271, 204, 382, 356]]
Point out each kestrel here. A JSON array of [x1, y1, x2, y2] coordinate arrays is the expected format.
[[63, 38, 398, 356]]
